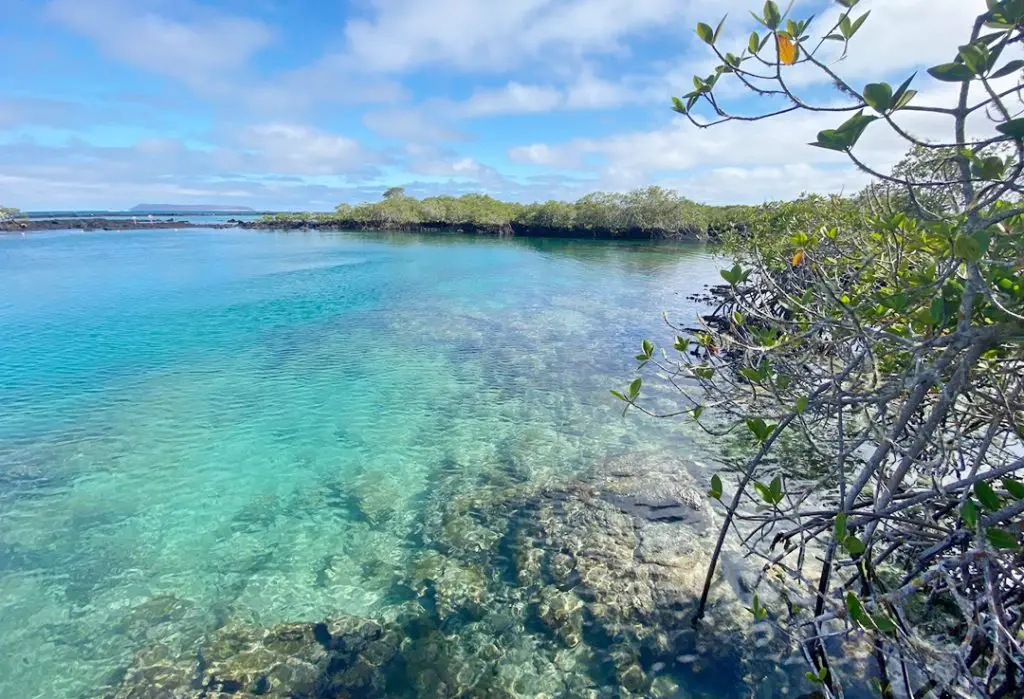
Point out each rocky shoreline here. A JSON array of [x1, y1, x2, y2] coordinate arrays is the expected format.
[[102, 453, 828, 699], [0, 218, 234, 232], [238, 219, 712, 241], [1, 217, 727, 240]]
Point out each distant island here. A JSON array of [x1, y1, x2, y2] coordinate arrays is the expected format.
[[130, 204, 256, 213]]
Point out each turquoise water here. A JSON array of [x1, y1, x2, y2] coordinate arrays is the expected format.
[[0, 228, 719, 698]]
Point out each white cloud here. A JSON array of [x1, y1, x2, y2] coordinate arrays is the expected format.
[[341, 0, 713, 73], [235, 124, 385, 175], [506, 0, 1018, 202], [459, 82, 565, 117], [46, 0, 273, 94], [362, 109, 467, 142], [453, 68, 643, 117], [23, 0, 1016, 209], [44, 0, 405, 114]]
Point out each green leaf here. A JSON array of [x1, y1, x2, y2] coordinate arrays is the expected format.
[[986, 527, 1020, 550], [811, 129, 849, 152], [694, 366, 715, 379], [746, 418, 775, 443], [741, 367, 762, 382], [628, 377, 642, 398], [973, 155, 1006, 180], [849, 10, 870, 36], [834, 514, 848, 540], [749, 31, 761, 53], [928, 62, 976, 82], [610, 390, 626, 402], [674, 336, 691, 352], [836, 110, 878, 144], [714, 15, 728, 42], [872, 613, 898, 633], [996, 118, 1024, 139], [769, 475, 784, 503], [692, 405, 705, 420], [746, 592, 768, 620], [796, 396, 809, 414], [709, 474, 723, 499], [954, 234, 983, 261], [837, 0, 860, 7], [814, 110, 878, 151], [890, 72, 916, 106], [962, 498, 979, 529], [893, 89, 918, 110], [838, 14, 852, 39], [991, 59, 1024, 79], [929, 297, 945, 325], [790, 230, 811, 247], [1002, 478, 1024, 500], [844, 535, 866, 556], [642, 339, 654, 357], [763, 0, 781, 29], [880, 292, 907, 312], [671, 97, 688, 114], [958, 41, 991, 75], [846, 592, 867, 626], [863, 83, 893, 113], [720, 263, 745, 286], [747, 418, 767, 440], [975, 481, 1002, 511], [696, 22, 715, 44]]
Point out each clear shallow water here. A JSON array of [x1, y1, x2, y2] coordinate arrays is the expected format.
[[0, 228, 720, 698]]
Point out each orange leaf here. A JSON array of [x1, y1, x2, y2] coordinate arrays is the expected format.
[[792, 249, 806, 267], [777, 33, 798, 65]]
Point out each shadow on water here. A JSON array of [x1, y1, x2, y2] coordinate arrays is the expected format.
[[259, 227, 714, 273]]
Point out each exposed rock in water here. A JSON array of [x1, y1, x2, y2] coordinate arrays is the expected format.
[[0, 218, 234, 232]]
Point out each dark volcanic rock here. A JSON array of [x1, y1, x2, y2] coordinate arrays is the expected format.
[[240, 218, 707, 241], [1, 218, 234, 232]]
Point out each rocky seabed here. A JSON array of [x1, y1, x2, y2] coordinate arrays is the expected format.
[[106, 453, 826, 699]]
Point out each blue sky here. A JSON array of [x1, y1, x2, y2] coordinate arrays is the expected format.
[[0, 0, 997, 210]]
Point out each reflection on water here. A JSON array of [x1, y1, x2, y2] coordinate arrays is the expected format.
[[0, 228, 740, 698]]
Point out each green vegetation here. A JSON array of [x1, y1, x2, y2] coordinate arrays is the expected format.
[[0, 206, 21, 221], [260, 186, 765, 238], [621, 0, 1024, 696]]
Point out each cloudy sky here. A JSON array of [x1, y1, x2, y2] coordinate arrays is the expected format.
[[0, 0, 1000, 210]]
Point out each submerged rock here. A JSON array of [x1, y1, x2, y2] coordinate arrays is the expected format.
[[111, 614, 402, 698], [200, 622, 325, 696], [537, 586, 584, 648], [410, 553, 491, 621], [112, 644, 197, 699], [110, 451, 802, 699]]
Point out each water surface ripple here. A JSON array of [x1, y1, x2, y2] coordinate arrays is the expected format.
[[0, 228, 720, 698]]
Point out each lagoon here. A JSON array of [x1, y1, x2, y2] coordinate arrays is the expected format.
[[0, 227, 727, 698]]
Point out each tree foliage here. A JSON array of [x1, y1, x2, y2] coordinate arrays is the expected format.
[[263, 187, 745, 238], [624, 1, 1024, 696], [0, 206, 22, 221]]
